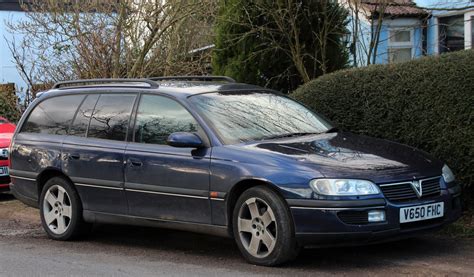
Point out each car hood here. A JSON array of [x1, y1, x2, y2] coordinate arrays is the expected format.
[[244, 132, 442, 184]]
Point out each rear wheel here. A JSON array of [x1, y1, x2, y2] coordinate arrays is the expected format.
[[39, 176, 89, 240], [232, 186, 300, 266]]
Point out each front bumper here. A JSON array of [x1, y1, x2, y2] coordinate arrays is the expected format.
[[0, 176, 10, 192], [287, 188, 462, 247], [0, 159, 10, 192]]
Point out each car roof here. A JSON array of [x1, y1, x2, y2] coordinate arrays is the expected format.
[[39, 80, 268, 100]]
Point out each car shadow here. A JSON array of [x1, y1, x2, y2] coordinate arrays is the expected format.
[[85, 223, 464, 272], [0, 193, 15, 202]]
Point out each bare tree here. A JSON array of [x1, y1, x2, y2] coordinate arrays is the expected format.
[[341, 0, 392, 66], [5, 0, 217, 100]]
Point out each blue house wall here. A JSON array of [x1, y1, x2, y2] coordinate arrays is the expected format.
[[373, 20, 425, 64], [350, 0, 474, 66]]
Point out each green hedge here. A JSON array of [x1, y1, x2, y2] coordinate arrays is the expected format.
[[292, 50, 474, 193], [0, 95, 19, 123]]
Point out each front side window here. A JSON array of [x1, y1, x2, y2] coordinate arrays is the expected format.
[[134, 95, 198, 145], [189, 92, 333, 144], [22, 95, 85, 135], [87, 94, 136, 141]]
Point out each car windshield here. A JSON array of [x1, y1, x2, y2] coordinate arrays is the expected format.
[[189, 92, 333, 144]]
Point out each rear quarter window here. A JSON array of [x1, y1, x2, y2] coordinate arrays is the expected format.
[[21, 95, 85, 135]]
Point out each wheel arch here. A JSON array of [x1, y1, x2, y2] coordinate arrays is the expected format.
[[226, 178, 293, 237], [36, 168, 74, 202]]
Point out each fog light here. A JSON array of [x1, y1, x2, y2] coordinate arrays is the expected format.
[[368, 210, 386, 222]]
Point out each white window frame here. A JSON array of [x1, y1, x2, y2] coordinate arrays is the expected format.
[[465, 11, 474, 49], [388, 27, 414, 63]]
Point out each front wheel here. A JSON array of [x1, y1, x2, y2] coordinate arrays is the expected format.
[[39, 176, 89, 240], [232, 186, 300, 266]]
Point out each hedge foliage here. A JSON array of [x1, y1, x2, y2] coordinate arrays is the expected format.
[[213, 0, 349, 92], [292, 50, 474, 191], [0, 95, 20, 123], [0, 84, 20, 122]]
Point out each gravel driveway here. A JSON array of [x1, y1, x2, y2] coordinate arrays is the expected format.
[[0, 193, 473, 276]]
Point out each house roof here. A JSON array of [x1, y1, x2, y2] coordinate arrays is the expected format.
[[0, 0, 119, 12], [361, 0, 428, 18], [0, 0, 31, 11]]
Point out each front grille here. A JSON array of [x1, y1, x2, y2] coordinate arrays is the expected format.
[[380, 177, 441, 203], [338, 211, 369, 225], [422, 178, 442, 197]]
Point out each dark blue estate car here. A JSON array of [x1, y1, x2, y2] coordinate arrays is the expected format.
[[9, 77, 462, 266]]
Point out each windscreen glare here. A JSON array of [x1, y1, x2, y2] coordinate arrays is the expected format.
[[189, 92, 333, 144]]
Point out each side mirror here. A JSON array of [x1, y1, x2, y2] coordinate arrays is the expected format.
[[167, 132, 204, 148]]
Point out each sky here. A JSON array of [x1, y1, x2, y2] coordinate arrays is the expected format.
[[414, 0, 473, 8]]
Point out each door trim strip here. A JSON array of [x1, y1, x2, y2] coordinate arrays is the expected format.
[[75, 183, 124, 191], [10, 175, 36, 182], [125, 188, 209, 200], [210, 198, 225, 201]]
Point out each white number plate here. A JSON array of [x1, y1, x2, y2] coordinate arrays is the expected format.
[[400, 202, 444, 223], [0, 166, 8, 177]]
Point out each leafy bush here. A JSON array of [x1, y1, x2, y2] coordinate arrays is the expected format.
[[213, 0, 349, 92], [292, 50, 474, 193], [0, 94, 20, 122]]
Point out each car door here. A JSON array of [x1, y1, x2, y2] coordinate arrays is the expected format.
[[124, 94, 212, 224], [62, 93, 137, 215], [10, 94, 85, 201]]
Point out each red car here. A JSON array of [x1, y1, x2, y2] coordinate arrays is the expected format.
[[0, 117, 15, 192]]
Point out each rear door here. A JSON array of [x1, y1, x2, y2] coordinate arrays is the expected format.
[[10, 95, 85, 201], [62, 93, 137, 215], [124, 94, 212, 224]]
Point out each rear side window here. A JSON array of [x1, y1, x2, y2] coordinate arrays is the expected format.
[[134, 94, 198, 145], [87, 94, 136, 141], [69, 94, 100, 137], [22, 95, 85, 135]]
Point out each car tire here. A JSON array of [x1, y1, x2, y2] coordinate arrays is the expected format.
[[232, 186, 300, 266], [39, 176, 89, 240]]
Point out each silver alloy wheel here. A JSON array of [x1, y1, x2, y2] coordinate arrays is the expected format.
[[237, 197, 277, 258], [42, 185, 72, 235]]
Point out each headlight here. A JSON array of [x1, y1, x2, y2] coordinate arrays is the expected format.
[[442, 164, 455, 183], [310, 179, 380, 196]]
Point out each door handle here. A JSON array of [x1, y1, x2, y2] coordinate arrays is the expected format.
[[69, 154, 80, 160], [129, 158, 143, 167]]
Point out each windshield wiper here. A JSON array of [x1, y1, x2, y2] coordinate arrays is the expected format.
[[260, 132, 320, 140]]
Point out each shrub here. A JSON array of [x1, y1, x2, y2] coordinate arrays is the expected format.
[[292, 50, 474, 194], [0, 84, 20, 122], [0, 95, 20, 123], [212, 0, 349, 92]]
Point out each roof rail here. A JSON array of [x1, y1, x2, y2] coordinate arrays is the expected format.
[[52, 78, 159, 89], [149, 76, 236, 83]]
